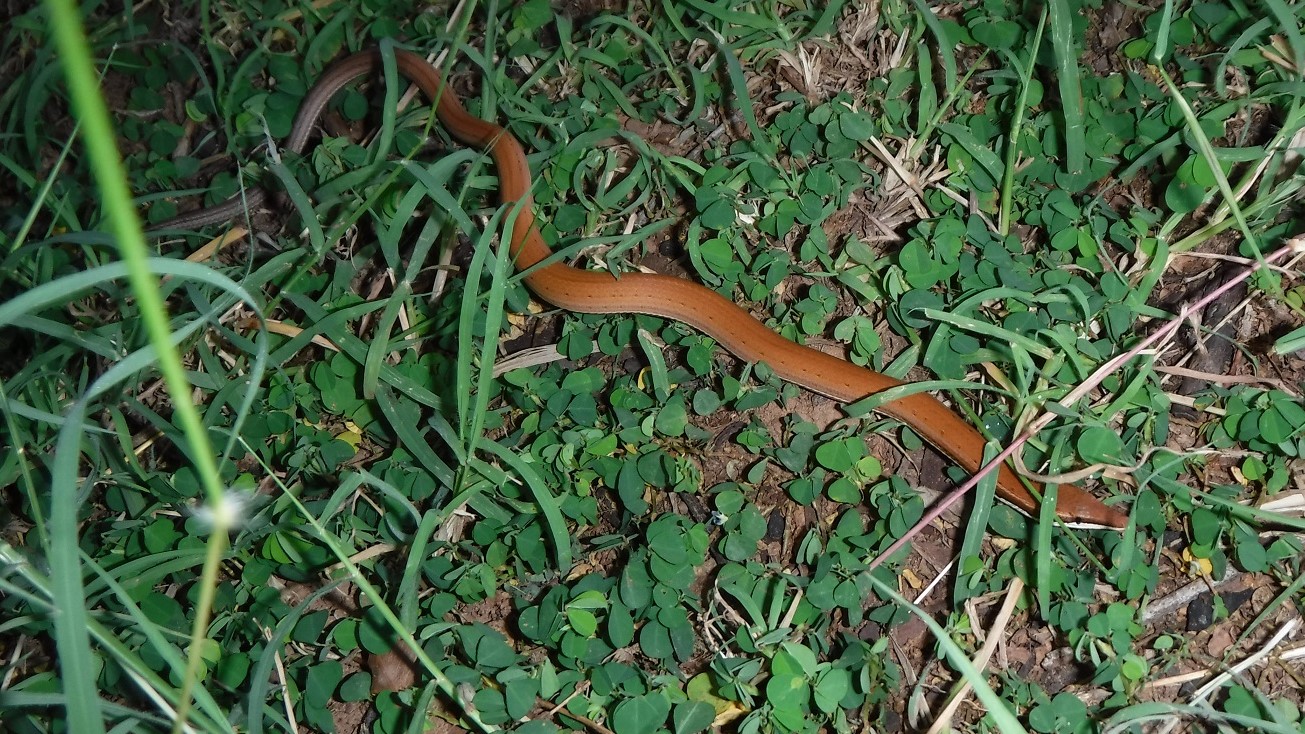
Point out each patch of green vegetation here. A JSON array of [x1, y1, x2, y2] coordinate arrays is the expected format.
[[2, 0, 1304, 731]]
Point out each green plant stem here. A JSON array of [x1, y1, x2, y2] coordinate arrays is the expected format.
[[43, 2, 232, 732], [997, 6, 1047, 236]]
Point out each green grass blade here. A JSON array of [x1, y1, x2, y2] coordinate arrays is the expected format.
[[1046, 0, 1085, 174]]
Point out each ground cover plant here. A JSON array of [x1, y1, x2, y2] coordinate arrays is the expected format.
[[1, 0, 1304, 731]]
